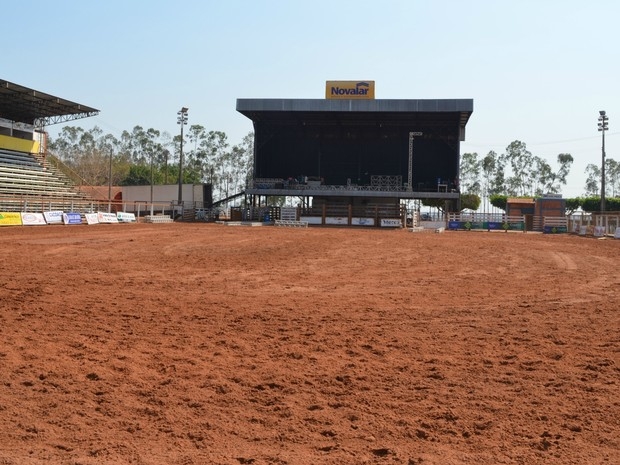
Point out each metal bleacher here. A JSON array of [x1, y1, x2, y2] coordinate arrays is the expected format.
[[0, 148, 91, 211]]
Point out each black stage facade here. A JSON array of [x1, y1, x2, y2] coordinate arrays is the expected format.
[[237, 98, 473, 203]]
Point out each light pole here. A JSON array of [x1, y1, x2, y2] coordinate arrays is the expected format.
[[177, 107, 188, 208], [598, 111, 609, 212], [108, 147, 113, 213], [150, 150, 154, 216]]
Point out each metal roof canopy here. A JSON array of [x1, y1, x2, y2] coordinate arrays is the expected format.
[[237, 98, 473, 133], [0, 79, 99, 127]]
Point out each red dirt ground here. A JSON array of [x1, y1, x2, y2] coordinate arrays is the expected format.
[[0, 223, 618, 465]]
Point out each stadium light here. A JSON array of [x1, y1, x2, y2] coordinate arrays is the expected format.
[[598, 110, 609, 212], [177, 107, 189, 208], [108, 147, 113, 213]]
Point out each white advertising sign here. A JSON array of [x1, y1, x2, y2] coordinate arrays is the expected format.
[[97, 212, 119, 224], [300, 216, 322, 225], [352, 217, 374, 226], [326, 217, 348, 225], [117, 212, 136, 223], [381, 218, 402, 228], [21, 212, 47, 225], [43, 210, 64, 224], [85, 213, 99, 225]]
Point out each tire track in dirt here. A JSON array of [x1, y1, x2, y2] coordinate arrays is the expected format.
[[550, 251, 578, 270]]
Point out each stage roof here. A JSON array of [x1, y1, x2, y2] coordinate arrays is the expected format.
[[237, 98, 473, 128], [0, 79, 99, 127]]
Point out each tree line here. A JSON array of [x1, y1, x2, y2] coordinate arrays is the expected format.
[[49, 129, 617, 212], [47, 125, 254, 202], [455, 140, 620, 212]]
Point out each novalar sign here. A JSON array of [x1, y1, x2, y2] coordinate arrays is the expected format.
[[325, 81, 375, 99]]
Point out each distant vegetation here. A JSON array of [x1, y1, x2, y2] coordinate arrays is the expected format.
[[49, 130, 617, 213], [48, 125, 254, 202], [458, 140, 620, 213]]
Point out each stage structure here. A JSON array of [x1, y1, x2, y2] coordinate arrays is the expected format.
[[237, 96, 473, 225]]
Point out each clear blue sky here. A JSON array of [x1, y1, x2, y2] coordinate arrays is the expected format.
[[3, 0, 619, 197]]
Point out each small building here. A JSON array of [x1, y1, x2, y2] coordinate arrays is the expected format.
[[506, 195, 566, 232]]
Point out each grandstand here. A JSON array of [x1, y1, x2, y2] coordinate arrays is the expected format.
[[0, 79, 99, 212]]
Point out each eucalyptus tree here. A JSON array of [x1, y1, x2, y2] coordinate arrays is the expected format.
[[583, 164, 600, 196], [606, 158, 620, 197], [503, 140, 534, 196], [228, 132, 254, 195], [48, 126, 121, 186], [531, 156, 555, 195], [459, 152, 481, 195]]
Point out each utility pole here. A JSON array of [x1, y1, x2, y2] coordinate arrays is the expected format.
[[177, 107, 189, 208], [598, 111, 609, 212]]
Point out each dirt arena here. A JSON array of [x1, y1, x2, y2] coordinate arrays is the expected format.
[[0, 223, 618, 465]]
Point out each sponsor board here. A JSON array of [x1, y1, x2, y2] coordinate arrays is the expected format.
[[449, 220, 524, 231], [325, 217, 348, 225], [43, 210, 64, 224], [63, 212, 83, 225], [300, 216, 322, 225], [593, 226, 605, 237], [117, 212, 136, 223], [97, 212, 119, 224], [0, 212, 23, 226], [21, 212, 47, 226], [325, 81, 375, 99], [352, 217, 374, 226], [543, 225, 568, 234], [85, 213, 99, 225], [381, 218, 402, 228], [615, 227, 620, 239]]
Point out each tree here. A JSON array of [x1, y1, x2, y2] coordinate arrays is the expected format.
[[489, 194, 508, 212], [530, 156, 550, 195], [503, 140, 534, 196], [460, 193, 481, 211], [606, 158, 620, 197], [565, 197, 582, 215], [48, 126, 119, 186], [584, 164, 600, 196], [459, 152, 481, 195]]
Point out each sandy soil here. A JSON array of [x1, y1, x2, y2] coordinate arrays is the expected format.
[[0, 223, 618, 465]]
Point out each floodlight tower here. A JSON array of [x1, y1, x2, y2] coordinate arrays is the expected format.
[[598, 110, 609, 212], [177, 107, 189, 206]]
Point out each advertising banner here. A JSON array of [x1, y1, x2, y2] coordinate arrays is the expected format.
[[117, 212, 136, 223], [352, 217, 374, 226], [325, 81, 375, 99], [85, 213, 99, 225], [63, 212, 83, 225], [543, 225, 568, 234], [0, 212, 23, 226], [44, 210, 64, 224], [21, 212, 47, 225], [326, 217, 348, 225], [300, 216, 322, 225], [97, 212, 119, 224], [381, 218, 402, 227]]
